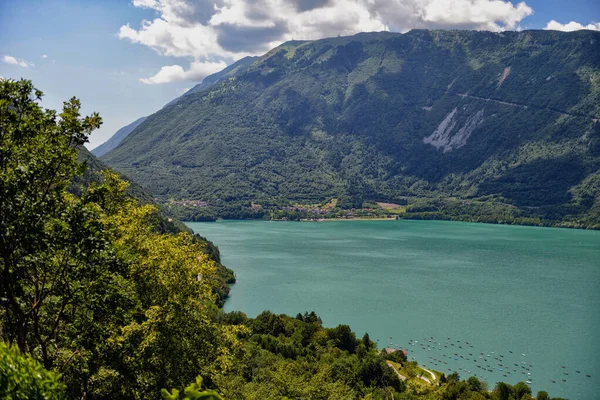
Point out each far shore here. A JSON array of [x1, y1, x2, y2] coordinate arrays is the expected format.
[[185, 217, 599, 231], [299, 217, 399, 222]]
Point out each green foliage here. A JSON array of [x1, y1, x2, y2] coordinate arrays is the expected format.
[[328, 324, 359, 353], [467, 376, 484, 392], [212, 311, 406, 399], [536, 391, 549, 400], [383, 349, 408, 364], [0, 80, 244, 398], [362, 332, 373, 350], [161, 376, 222, 400], [494, 381, 537, 400], [0, 341, 66, 400], [447, 371, 460, 383], [0, 79, 109, 376], [102, 30, 600, 228]]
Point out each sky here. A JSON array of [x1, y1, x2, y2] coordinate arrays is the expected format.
[[1, 0, 599, 150]]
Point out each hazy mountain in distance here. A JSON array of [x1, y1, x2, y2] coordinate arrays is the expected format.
[[91, 116, 148, 157], [91, 56, 258, 157]]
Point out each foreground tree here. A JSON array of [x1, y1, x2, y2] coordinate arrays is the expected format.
[[0, 79, 112, 366], [0, 80, 239, 398], [0, 79, 142, 397]]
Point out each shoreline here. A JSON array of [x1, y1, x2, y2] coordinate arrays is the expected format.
[[192, 217, 600, 231], [300, 217, 399, 222]]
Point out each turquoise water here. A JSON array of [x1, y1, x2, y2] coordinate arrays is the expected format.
[[186, 220, 600, 399]]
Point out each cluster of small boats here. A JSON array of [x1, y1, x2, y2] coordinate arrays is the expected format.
[[382, 335, 592, 387]]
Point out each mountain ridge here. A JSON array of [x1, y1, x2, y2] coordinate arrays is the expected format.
[[91, 115, 147, 157], [91, 56, 258, 156], [101, 29, 600, 227], [163, 55, 258, 107]]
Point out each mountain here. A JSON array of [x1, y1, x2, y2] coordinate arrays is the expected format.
[[91, 116, 147, 157], [91, 56, 258, 156], [101, 29, 600, 227]]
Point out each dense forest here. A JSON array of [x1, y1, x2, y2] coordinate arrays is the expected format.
[[1, 80, 569, 399], [100, 29, 600, 229]]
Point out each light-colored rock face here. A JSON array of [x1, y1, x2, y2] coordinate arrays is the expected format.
[[423, 107, 484, 152], [424, 107, 458, 150], [497, 66, 511, 88]]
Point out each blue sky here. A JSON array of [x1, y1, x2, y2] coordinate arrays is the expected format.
[[1, 0, 598, 149]]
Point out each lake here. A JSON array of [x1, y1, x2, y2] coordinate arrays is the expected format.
[[185, 219, 600, 399]]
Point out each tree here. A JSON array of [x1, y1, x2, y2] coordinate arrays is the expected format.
[[327, 324, 358, 353], [0, 79, 119, 375], [466, 376, 483, 392], [94, 180, 248, 397], [303, 311, 322, 324], [495, 382, 513, 400], [513, 381, 532, 399], [0, 80, 242, 398], [253, 311, 286, 336], [362, 332, 373, 350], [447, 371, 460, 383], [0, 341, 66, 400], [383, 349, 407, 364], [536, 391, 550, 400], [161, 376, 222, 400], [356, 343, 367, 359]]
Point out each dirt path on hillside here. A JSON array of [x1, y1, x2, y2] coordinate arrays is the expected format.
[[386, 361, 407, 381], [420, 366, 437, 382], [455, 93, 596, 123]]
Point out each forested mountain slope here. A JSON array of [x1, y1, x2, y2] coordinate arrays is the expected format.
[[102, 29, 600, 227]]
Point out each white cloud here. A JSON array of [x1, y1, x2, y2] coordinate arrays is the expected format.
[[544, 20, 600, 32], [2, 55, 34, 68], [120, 0, 535, 63], [361, 0, 532, 32], [118, 19, 230, 58], [140, 60, 227, 84], [41, 54, 48, 59], [419, 0, 532, 31]]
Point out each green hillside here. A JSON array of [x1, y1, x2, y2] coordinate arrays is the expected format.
[[102, 29, 600, 228]]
